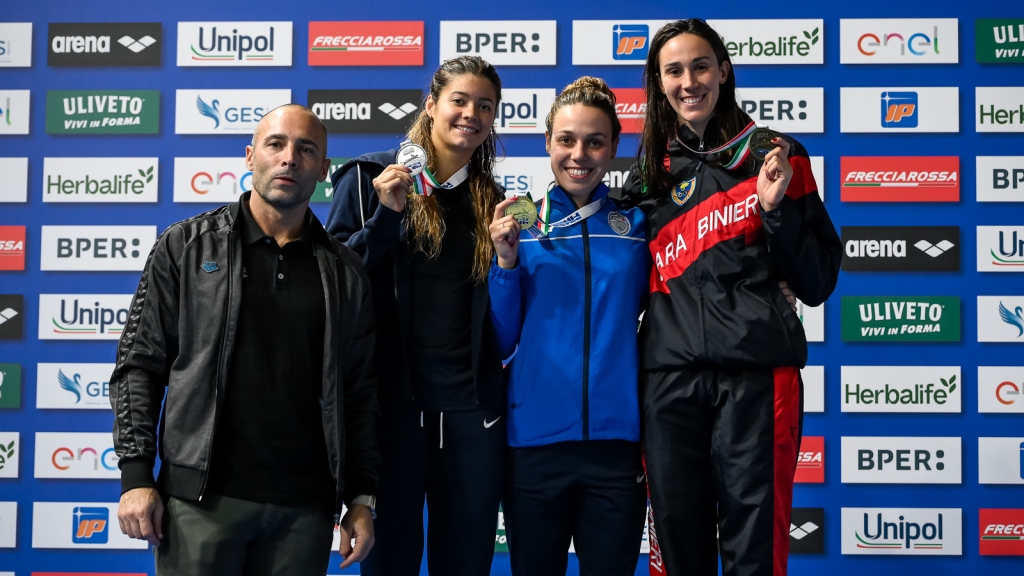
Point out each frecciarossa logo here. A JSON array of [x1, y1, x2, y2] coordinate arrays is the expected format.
[[650, 157, 816, 294]]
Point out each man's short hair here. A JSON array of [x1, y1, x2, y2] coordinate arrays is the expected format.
[[250, 104, 329, 156]]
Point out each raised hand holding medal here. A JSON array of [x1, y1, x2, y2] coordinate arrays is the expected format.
[[490, 196, 524, 270], [756, 135, 792, 212]]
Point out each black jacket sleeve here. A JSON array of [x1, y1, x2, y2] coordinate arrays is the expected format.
[[109, 225, 183, 494], [761, 139, 842, 307], [324, 159, 405, 270]]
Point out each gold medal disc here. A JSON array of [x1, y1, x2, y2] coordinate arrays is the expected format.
[[504, 196, 538, 229]]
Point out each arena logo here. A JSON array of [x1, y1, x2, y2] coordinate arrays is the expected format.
[[0, 158, 28, 203], [46, 90, 159, 135], [977, 226, 1024, 271], [707, 19, 824, 64], [308, 21, 423, 66], [0, 22, 33, 67], [0, 295, 24, 340], [493, 89, 556, 134], [0, 432, 18, 479], [795, 436, 824, 483], [980, 509, 1024, 556], [840, 19, 959, 64], [36, 363, 114, 410], [0, 501, 15, 549], [48, 23, 161, 66], [841, 296, 960, 343], [977, 296, 1024, 343], [977, 87, 1024, 133], [841, 226, 959, 271], [175, 89, 290, 134], [840, 87, 959, 133], [840, 157, 960, 202], [440, 21, 556, 66], [977, 156, 1024, 202], [32, 502, 147, 549], [43, 157, 159, 203], [309, 89, 423, 134], [0, 90, 31, 135], [610, 88, 646, 133], [790, 508, 825, 554], [735, 88, 823, 133], [37, 294, 132, 341], [977, 367, 1024, 414], [841, 366, 961, 413], [977, 19, 1024, 64], [842, 437, 961, 484], [40, 225, 156, 271], [841, 508, 962, 555], [0, 226, 25, 271], [177, 21, 292, 66], [34, 432, 119, 479], [571, 20, 672, 66], [0, 363, 21, 409], [977, 437, 1024, 485]]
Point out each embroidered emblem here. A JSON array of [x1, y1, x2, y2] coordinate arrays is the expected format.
[[671, 176, 697, 206], [201, 261, 219, 273], [608, 211, 631, 236]]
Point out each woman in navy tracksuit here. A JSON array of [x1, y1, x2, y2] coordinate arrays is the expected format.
[[487, 77, 649, 576]]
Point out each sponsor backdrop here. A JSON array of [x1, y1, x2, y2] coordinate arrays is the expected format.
[[0, 1, 1022, 575]]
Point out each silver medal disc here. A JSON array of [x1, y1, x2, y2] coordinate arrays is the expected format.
[[396, 143, 427, 176]]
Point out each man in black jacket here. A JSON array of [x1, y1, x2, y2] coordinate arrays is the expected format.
[[110, 104, 380, 575]]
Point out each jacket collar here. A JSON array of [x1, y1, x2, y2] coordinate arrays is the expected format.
[[228, 191, 333, 250], [547, 183, 610, 220]]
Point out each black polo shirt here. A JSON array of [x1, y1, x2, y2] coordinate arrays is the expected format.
[[205, 198, 334, 510]]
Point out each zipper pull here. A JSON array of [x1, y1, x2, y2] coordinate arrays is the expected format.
[[698, 139, 705, 152]]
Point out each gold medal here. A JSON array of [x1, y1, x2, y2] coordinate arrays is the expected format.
[[504, 196, 537, 229]]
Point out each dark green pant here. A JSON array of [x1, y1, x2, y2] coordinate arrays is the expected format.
[[156, 494, 335, 576]]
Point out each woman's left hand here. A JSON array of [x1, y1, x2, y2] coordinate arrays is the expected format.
[[756, 137, 793, 212]]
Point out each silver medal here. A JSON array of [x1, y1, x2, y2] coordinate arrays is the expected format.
[[396, 143, 427, 176]]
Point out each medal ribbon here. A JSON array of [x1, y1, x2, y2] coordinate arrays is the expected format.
[[675, 121, 759, 171], [527, 185, 607, 238], [411, 164, 469, 197]]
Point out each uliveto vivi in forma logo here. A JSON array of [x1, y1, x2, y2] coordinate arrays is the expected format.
[[439, 21, 556, 66], [841, 508, 962, 555], [38, 294, 132, 341], [841, 296, 960, 342], [46, 90, 159, 134], [840, 157, 959, 202], [0, 363, 22, 409], [308, 21, 423, 66], [177, 22, 292, 66], [976, 19, 1024, 64]]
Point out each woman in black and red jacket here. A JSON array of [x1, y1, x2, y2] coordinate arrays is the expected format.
[[619, 19, 842, 576]]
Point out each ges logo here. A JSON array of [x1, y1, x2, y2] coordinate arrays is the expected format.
[[613, 24, 648, 61], [73, 506, 109, 544], [881, 91, 918, 128]]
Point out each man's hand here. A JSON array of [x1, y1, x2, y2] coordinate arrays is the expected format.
[[338, 504, 375, 569], [117, 487, 164, 546]]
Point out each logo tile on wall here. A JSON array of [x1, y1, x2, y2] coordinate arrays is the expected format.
[[0, 22, 33, 67], [309, 21, 423, 66], [840, 87, 959, 133], [48, 23, 161, 66], [839, 19, 959, 64], [177, 22, 292, 66], [0, 363, 21, 409], [46, 90, 159, 135], [976, 19, 1024, 64], [0, 90, 31, 135], [439, 21, 556, 65]]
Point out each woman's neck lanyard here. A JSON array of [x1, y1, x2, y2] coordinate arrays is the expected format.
[[674, 121, 758, 170], [411, 163, 470, 197], [528, 184, 607, 238]]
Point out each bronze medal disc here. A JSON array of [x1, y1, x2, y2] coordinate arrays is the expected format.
[[749, 128, 781, 160]]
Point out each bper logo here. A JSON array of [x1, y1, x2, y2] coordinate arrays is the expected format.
[[0, 226, 25, 271], [858, 449, 946, 471], [439, 21, 556, 66], [613, 24, 648, 60], [72, 507, 108, 544], [842, 437, 961, 484], [976, 157, 1024, 202], [882, 91, 918, 128], [41, 225, 157, 272]]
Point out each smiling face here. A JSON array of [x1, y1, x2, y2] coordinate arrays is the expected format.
[[546, 104, 617, 205], [657, 32, 730, 138], [245, 105, 330, 210], [426, 73, 498, 159]]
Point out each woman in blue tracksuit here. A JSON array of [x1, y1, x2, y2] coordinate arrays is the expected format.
[[487, 76, 649, 576]]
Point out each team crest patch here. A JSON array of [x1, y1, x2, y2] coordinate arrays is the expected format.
[[608, 211, 631, 235], [671, 176, 697, 206]]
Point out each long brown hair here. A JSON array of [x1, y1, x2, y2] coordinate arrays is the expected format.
[[637, 19, 752, 193], [405, 56, 502, 283], [545, 76, 622, 142]]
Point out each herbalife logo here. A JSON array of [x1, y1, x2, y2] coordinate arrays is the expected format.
[[915, 239, 955, 257], [1000, 302, 1024, 337], [0, 308, 17, 326], [791, 521, 820, 540], [0, 438, 13, 471], [378, 102, 417, 120], [803, 27, 820, 46], [117, 35, 156, 53]]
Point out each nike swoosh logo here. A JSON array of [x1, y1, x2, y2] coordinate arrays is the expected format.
[[483, 416, 502, 428], [637, 473, 646, 483]]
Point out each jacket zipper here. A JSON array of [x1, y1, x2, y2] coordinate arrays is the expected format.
[[581, 218, 592, 441], [199, 232, 233, 500]]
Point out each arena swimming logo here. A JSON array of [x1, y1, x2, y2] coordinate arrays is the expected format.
[[37, 295, 132, 341]]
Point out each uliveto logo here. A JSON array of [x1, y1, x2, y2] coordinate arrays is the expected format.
[[707, 19, 824, 64], [0, 363, 21, 410], [494, 89, 556, 134], [36, 363, 114, 410], [46, 90, 159, 135], [37, 294, 132, 341], [841, 296, 960, 343], [978, 437, 1024, 485], [0, 90, 31, 135], [795, 436, 824, 483], [34, 432, 119, 479], [841, 508, 962, 555], [0, 226, 26, 271], [977, 19, 1024, 64], [571, 20, 672, 66], [977, 226, 1024, 271], [40, 225, 156, 271], [840, 87, 958, 133], [48, 23, 161, 67], [977, 296, 1024, 342], [842, 226, 959, 272], [43, 157, 158, 203], [978, 366, 1024, 414], [0, 22, 33, 67], [175, 89, 290, 134], [840, 19, 959, 64], [177, 22, 292, 66], [840, 157, 959, 202], [440, 21, 556, 66], [980, 509, 1024, 556], [841, 437, 961, 484], [32, 502, 147, 549], [735, 88, 823, 133], [841, 366, 961, 413], [309, 89, 422, 134], [977, 156, 1024, 202], [309, 21, 423, 66], [977, 87, 1024, 133]]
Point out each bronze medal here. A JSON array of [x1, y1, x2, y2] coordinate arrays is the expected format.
[[749, 128, 781, 160]]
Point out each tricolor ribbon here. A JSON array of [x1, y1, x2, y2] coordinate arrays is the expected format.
[[410, 164, 469, 197]]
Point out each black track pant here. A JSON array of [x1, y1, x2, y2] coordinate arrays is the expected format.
[[359, 405, 504, 576], [504, 440, 647, 576], [642, 367, 802, 576]]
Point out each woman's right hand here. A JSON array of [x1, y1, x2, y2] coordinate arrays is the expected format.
[[490, 197, 522, 270], [372, 164, 414, 213]]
